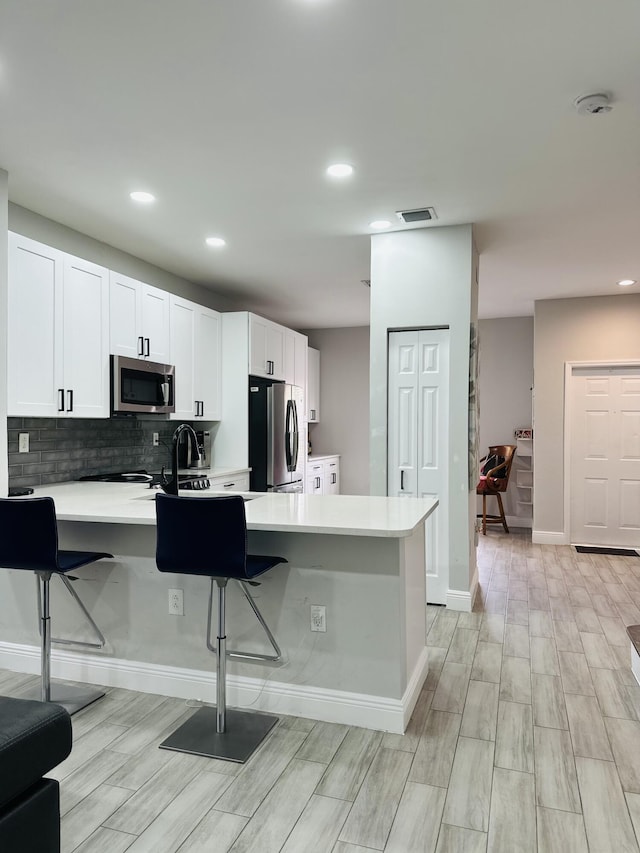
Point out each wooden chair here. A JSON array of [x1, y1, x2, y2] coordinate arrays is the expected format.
[[476, 445, 517, 535]]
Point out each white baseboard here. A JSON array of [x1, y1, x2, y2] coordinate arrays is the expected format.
[[631, 643, 640, 689], [532, 530, 569, 545], [0, 641, 426, 735], [446, 584, 475, 613], [401, 647, 430, 730]]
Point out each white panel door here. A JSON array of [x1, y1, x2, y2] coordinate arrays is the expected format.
[[388, 332, 419, 497], [570, 367, 640, 547], [417, 331, 449, 606], [388, 329, 450, 604], [62, 254, 109, 417], [8, 233, 63, 417]]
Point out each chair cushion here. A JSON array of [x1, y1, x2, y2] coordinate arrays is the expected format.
[[245, 555, 287, 579], [476, 475, 507, 494], [57, 550, 112, 573], [0, 697, 72, 810]]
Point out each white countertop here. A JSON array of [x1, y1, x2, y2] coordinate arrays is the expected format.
[[27, 481, 437, 538], [307, 454, 340, 462]]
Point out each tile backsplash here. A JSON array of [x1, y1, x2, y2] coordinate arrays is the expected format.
[[7, 417, 178, 488]]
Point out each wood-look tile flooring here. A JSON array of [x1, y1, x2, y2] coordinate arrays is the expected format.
[[4, 530, 640, 851]]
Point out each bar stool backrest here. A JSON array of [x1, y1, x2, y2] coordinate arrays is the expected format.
[[0, 497, 59, 572], [155, 493, 249, 579]]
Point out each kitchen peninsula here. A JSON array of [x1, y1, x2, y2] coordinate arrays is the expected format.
[[0, 484, 437, 733]]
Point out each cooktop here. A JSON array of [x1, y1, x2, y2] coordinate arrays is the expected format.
[[79, 470, 212, 489]]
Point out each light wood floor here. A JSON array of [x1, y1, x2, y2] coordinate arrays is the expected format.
[[4, 529, 640, 852]]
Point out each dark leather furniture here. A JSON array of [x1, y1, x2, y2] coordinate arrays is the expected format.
[[0, 695, 72, 853], [155, 492, 287, 763]]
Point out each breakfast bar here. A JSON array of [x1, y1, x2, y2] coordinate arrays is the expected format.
[[0, 483, 437, 733]]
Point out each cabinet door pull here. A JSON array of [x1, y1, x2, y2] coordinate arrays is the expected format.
[[315, 477, 321, 489], [400, 470, 405, 490], [310, 409, 316, 420], [223, 482, 235, 488], [58, 389, 65, 412], [332, 473, 337, 484], [144, 338, 150, 357], [138, 336, 144, 357], [67, 389, 74, 412], [200, 401, 204, 417]]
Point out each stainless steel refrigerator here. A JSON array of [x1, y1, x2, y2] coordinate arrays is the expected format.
[[249, 378, 304, 492]]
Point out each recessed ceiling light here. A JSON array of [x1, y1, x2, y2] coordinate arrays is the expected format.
[[326, 163, 354, 178], [129, 191, 155, 204], [205, 236, 226, 248], [369, 220, 392, 230], [617, 279, 636, 287]]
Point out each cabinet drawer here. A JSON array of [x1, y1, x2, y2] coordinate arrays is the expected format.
[[209, 473, 250, 491]]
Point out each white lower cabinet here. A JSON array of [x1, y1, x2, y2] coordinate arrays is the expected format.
[[209, 473, 250, 491], [306, 456, 340, 495], [8, 233, 109, 418]]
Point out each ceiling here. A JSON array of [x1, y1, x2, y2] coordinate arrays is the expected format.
[[1, 0, 639, 329]]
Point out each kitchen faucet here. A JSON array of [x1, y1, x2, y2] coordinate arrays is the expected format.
[[161, 424, 201, 496]]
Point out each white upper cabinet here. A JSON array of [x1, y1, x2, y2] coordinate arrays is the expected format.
[[109, 271, 171, 363], [8, 233, 109, 418], [195, 306, 221, 420], [307, 346, 320, 422], [249, 314, 285, 380], [169, 295, 196, 421], [170, 295, 221, 421], [284, 329, 308, 389]]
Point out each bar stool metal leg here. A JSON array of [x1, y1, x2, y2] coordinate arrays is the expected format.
[[21, 573, 105, 716], [159, 575, 279, 763], [216, 579, 227, 734]]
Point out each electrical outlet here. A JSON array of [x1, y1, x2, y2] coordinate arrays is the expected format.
[[310, 604, 326, 632], [153, 432, 160, 447], [168, 588, 184, 616], [18, 433, 29, 453]]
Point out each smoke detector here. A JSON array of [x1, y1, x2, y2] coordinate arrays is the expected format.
[[574, 93, 613, 115]]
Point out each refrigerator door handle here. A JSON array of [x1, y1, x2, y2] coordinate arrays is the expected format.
[[291, 399, 299, 471], [285, 399, 293, 471]]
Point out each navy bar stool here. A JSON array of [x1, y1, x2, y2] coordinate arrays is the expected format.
[[155, 492, 287, 763], [0, 497, 112, 715]]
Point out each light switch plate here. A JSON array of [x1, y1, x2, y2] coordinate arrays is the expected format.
[[18, 433, 29, 453]]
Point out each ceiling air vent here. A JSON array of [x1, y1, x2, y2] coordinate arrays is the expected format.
[[396, 207, 437, 224]]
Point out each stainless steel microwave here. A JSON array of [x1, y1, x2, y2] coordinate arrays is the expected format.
[[111, 355, 175, 415]]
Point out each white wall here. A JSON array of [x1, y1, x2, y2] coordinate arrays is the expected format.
[[304, 327, 370, 496], [369, 225, 478, 596], [534, 294, 640, 538], [8, 204, 239, 313], [0, 171, 8, 496], [478, 316, 534, 522]]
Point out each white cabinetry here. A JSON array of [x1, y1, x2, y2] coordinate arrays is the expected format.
[[284, 330, 308, 390], [110, 271, 171, 363], [209, 472, 250, 492], [170, 295, 221, 421], [8, 233, 109, 418], [307, 347, 320, 422], [514, 429, 533, 523], [306, 456, 340, 495], [249, 314, 285, 380]]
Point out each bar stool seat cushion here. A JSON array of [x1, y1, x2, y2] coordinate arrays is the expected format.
[[56, 551, 113, 574]]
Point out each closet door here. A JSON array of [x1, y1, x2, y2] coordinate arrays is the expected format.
[[388, 328, 450, 605]]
